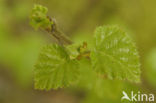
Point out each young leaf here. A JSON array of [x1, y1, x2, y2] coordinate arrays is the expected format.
[[34, 44, 79, 90], [30, 4, 53, 30], [91, 26, 140, 82]]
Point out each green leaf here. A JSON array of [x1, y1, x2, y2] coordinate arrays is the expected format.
[[66, 44, 80, 59], [30, 4, 53, 30], [34, 44, 79, 90], [91, 26, 140, 82], [145, 48, 156, 87]]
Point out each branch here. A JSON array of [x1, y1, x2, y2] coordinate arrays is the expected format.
[[30, 4, 73, 45], [46, 17, 73, 45]]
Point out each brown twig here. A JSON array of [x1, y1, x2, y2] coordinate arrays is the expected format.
[[46, 16, 73, 45]]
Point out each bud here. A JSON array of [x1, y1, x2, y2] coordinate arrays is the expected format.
[[29, 4, 53, 30]]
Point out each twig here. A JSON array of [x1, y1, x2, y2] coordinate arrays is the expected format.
[[46, 16, 73, 45]]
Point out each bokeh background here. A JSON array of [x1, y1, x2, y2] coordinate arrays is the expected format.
[[0, 0, 156, 103]]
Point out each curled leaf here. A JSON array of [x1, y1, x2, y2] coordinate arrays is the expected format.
[[30, 4, 53, 30]]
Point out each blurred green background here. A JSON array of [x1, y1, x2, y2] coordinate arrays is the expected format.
[[0, 0, 155, 103]]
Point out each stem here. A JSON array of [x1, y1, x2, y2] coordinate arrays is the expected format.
[[46, 16, 73, 45]]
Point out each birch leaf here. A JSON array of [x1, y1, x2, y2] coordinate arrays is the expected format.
[[34, 44, 78, 90], [91, 26, 140, 82]]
